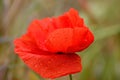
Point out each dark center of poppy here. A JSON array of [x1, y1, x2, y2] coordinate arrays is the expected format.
[[57, 52, 64, 54]]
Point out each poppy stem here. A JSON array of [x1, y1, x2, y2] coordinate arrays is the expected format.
[[69, 74, 73, 80]]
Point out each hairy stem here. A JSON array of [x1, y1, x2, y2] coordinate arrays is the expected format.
[[69, 74, 73, 80]]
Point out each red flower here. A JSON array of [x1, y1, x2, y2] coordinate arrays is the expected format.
[[14, 8, 94, 79]]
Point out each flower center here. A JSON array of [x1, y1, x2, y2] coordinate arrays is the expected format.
[[56, 52, 64, 54]]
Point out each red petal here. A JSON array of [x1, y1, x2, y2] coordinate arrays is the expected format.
[[14, 33, 49, 55], [66, 8, 84, 27], [56, 8, 84, 28], [45, 27, 94, 53], [18, 52, 82, 79], [45, 28, 73, 52], [67, 27, 94, 52], [27, 18, 56, 51], [56, 14, 73, 28]]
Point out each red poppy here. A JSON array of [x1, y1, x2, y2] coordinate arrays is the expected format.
[[14, 8, 94, 79]]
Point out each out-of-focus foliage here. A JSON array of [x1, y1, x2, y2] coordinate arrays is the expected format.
[[0, 0, 120, 80]]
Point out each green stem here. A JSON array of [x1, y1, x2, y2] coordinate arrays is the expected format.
[[69, 74, 73, 80]]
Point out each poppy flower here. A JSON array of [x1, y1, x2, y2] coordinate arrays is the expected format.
[[14, 8, 94, 79]]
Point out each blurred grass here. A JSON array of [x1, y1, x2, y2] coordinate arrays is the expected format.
[[0, 0, 120, 80]]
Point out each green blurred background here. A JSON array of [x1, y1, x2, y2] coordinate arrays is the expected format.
[[0, 0, 120, 80]]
